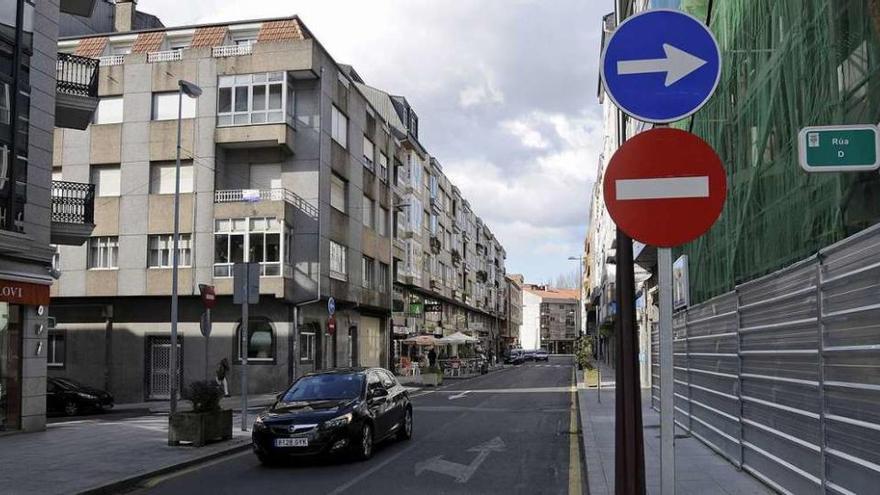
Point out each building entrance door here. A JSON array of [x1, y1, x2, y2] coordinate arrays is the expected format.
[[146, 336, 182, 400], [0, 304, 21, 431]]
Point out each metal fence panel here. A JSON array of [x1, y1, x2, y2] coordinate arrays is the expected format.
[[651, 223, 880, 493]]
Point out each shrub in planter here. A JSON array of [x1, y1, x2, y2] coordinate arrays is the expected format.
[[169, 381, 233, 447], [422, 366, 443, 387]]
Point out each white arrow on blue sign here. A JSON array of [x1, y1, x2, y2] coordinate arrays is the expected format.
[[600, 9, 721, 124], [328, 297, 336, 316]]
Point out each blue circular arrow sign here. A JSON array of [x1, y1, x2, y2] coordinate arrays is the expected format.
[[601, 9, 721, 123]]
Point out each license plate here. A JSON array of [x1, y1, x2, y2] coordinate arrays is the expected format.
[[274, 438, 308, 448]]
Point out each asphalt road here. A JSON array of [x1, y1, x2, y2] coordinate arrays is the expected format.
[[132, 356, 582, 495]]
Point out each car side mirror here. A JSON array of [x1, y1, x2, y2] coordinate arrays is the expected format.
[[275, 393, 285, 401]]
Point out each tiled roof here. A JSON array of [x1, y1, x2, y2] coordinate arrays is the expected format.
[[131, 31, 165, 54], [523, 287, 579, 302], [190, 26, 227, 48], [257, 19, 306, 42], [74, 37, 107, 58]]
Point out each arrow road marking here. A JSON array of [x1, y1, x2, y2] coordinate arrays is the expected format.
[[448, 391, 470, 400], [616, 43, 707, 87], [616, 176, 709, 200], [415, 437, 506, 483]]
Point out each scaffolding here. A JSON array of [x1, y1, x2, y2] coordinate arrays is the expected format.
[[673, 0, 880, 303]]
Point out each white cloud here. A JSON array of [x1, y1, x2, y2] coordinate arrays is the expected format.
[[459, 67, 505, 108], [500, 119, 550, 149]]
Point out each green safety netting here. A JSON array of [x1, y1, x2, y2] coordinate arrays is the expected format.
[[667, 0, 880, 303]]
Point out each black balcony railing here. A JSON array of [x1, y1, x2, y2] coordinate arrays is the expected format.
[[52, 181, 95, 224], [56, 52, 99, 98]]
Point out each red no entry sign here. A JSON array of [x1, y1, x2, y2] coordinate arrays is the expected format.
[[603, 128, 726, 247]]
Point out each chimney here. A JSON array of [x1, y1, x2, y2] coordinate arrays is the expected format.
[[114, 0, 137, 33]]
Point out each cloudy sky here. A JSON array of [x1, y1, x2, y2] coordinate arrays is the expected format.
[[144, 0, 613, 284]]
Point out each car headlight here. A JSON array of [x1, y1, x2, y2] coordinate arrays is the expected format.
[[321, 413, 353, 430], [77, 392, 97, 400], [253, 415, 265, 428]]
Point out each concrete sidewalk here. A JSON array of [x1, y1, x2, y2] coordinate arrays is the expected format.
[[0, 404, 268, 495], [113, 392, 279, 414], [578, 366, 772, 495]]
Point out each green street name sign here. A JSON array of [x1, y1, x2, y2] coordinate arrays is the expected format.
[[798, 124, 879, 172]]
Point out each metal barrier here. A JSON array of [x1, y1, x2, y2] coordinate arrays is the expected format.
[[51, 180, 95, 224], [653, 222, 880, 495], [56, 53, 99, 98]]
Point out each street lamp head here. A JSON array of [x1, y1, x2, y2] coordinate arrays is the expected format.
[[179, 79, 202, 98], [568, 256, 581, 261]]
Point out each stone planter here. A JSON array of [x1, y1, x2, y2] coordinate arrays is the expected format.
[[422, 373, 443, 387], [585, 368, 599, 388], [169, 409, 233, 447]]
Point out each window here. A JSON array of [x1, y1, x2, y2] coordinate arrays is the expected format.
[[217, 72, 290, 126], [249, 163, 281, 190], [330, 174, 346, 212], [0, 82, 8, 125], [149, 161, 193, 194], [110, 43, 132, 55], [93, 96, 123, 124], [236, 318, 275, 362], [331, 105, 348, 147], [377, 207, 388, 237], [214, 217, 284, 277], [378, 262, 389, 293], [299, 330, 315, 361], [88, 236, 118, 269], [47, 332, 65, 368], [151, 92, 197, 120], [90, 165, 120, 197], [148, 234, 192, 268], [362, 195, 374, 229], [378, 152, 388, 182], [362, 256, 374, 289], [363, 136, 374, 170], [330, 241, 347, 280]]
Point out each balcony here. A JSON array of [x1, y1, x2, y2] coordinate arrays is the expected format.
[[51, 181, 95, 246], [212, 44, 254, 58], [56, 53, 99, 130], [215, 124, 296, 155], [147, 50, 182, 63]]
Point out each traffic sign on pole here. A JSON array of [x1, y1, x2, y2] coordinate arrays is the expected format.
[[603, 127, 727, 248], [601, 9, 721, 123], [798, 124, 879, 172], [328, 297, 336, 316], [198, 284, 216, 309]]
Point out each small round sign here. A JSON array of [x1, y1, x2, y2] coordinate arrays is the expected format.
[[328, 297, 336, 316], [327, 316, 337, 336], [603, 128, 727, 247]]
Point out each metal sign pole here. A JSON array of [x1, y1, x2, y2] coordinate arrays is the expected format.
[[658, 247, 675, 494], [241, 300, 248, 431], [204, 309, 211, 381]]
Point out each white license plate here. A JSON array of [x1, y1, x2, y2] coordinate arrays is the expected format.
[[275, 438, 309, 448]]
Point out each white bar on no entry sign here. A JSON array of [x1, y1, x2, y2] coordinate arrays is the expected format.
[[616, 176, 709, 200]]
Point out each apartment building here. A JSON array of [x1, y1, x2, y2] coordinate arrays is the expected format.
[[504, 274, 523, 348], [352, 80, 510, 361], [1, 0, 101, 432], [521, 285, 578, 354], [48, 9, 402, 403]]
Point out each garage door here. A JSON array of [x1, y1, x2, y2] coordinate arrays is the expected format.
[[359, 316, 382, 368]]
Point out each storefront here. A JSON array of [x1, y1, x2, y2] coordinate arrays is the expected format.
[[0, 279, 50, 432]]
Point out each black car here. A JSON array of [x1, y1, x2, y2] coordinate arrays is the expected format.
[[252, 368, 412, 464], [46, 377, 114, 416], [504, 350, 524, 365]]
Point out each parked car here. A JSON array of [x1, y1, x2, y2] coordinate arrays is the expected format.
[[504, 350, 524, 365], [535, 350, 550, 362], [46, 377, 114, 416], [523, 350, 537, 361], [252, 368, 412, 465]]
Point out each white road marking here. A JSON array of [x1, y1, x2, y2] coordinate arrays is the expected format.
[[616, 43, 708, 87], [616, 176, 709, 200], [448, 391, 471, 400], [415, 437, 506, 483]]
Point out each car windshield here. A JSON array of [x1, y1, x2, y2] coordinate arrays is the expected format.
[[280, 373, 365, 402], [52, 378, 85, 390]]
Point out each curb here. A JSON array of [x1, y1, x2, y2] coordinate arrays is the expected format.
[[75, 439, 252, 495]]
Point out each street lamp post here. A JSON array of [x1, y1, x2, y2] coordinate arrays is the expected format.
[[169, 80, 202, 415]]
